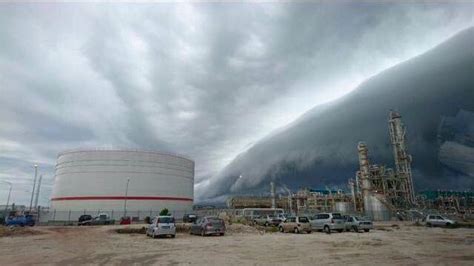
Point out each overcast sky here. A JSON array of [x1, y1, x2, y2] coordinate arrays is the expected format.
[[0, 2, 472, 205]]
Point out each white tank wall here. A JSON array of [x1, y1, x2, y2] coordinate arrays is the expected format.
[[50, 150, 194, 221]]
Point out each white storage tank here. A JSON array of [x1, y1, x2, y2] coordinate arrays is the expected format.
[[50, 149, 194, 221]]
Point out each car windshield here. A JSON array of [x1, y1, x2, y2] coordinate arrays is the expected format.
[[208, 218, 223, 223], [299, 217, 309, 223], [332, 213, 342, 219], [158, 217, 175, 223]]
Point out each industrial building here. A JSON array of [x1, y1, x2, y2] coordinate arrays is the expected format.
[[50, 149, 194, 221]]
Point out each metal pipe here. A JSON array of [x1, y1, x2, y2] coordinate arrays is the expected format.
[[349, 179, 357, 211], [281, 185, 292, 215]]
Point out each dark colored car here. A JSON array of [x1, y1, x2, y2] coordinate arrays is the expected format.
[[183, 213, 197, 223], [190, 216, 226, 236], [78, 215, 93, 226]]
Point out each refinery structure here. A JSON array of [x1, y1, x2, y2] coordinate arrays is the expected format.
[[352, 111, 416, 220], [228, 111, 473, 220]]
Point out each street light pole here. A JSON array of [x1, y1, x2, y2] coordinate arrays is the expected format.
[[1, 181, 12, 217], [123, 178, 130, 217], [29, 164, 38, 211], [34, 175, 43, 209]]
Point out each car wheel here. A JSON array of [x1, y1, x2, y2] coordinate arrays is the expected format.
[[364, 229, 369, 232], [307, 230, 312, 234], [426, 223, 432, 227], [220, 233, 225, 236], [352, 226, 359, 232], [171, 234, 176, 238], [446, 223, 451, 228], [294, 227, 299, 234], [279, 226, 284, 233], [324, 226, 331, 234], [337, 229, 343, 233]]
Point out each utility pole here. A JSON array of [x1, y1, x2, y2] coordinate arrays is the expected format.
[[123, 178, 130, 217], [2, 181, 12, 216], [34, 175, 43, 209], [29, 164, 38, 211]]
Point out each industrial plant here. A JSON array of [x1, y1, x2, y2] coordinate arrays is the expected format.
[[227, 111, 473, 220], [3, 112, 472, 225]]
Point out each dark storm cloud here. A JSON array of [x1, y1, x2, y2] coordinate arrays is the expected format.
[[199, 27, 474, 199], [0, 2, 472, 204]]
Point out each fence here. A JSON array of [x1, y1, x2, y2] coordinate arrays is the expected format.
[[39, 207, 425, 225], [41, 208, 232, 225]]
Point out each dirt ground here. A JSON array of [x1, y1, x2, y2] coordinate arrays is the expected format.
[[0, 223, 472, 265]]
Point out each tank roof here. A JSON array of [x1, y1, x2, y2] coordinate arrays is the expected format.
[[57, 148, 194, 163]]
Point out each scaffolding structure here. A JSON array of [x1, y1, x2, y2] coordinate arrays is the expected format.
[[388, 111, 416, 205]]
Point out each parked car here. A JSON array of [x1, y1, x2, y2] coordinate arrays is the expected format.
[[6, 215, 35, 227], [78, 214, 93, 226], [277, 214, 287, 222], [190, 216, 226, 236], [147, 216, 176, 238], [343, 215, 373, 232], [120, 216, 131, 225], [90, 213, 115, 225], [253, 215, 282, 227], [423, 215, 456, 227], [278, 216, 312, 234], [183, 213, 197, 223], [310, 213, 345, 234]]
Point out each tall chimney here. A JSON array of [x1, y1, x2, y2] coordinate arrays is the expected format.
[[270, 181, 276, 209]]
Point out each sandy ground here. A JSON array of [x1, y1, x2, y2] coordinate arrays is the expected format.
[[0, 223, 473, 265]]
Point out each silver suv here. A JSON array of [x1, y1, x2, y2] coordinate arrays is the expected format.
[[146, 216, 176, 238], [310, 213, 345, 234], [424, 215, 456, 227]]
